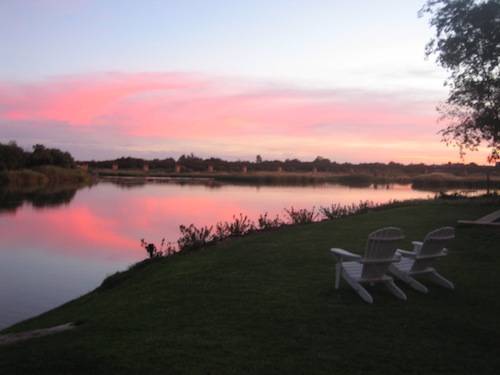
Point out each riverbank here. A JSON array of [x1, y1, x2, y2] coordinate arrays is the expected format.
[[0, 166, 92, 189], [95, 168, 500, 188], [1, 200, 499, 374]]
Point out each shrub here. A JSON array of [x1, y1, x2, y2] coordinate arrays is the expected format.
[[215, 214, 255, 239], [140, 238, 176, 258], [177, 224, 214, 251], [284, 206, 318, 224], [323, 201, 374, 219], [257, 212, 284, 230]]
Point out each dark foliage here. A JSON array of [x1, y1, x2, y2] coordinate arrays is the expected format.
[[0, 141, 76, 170], [177, 224, 214, 251], [28, 144, 75, 168], [84, 152, 497, 176], [215, 214, 255, 239], [421, 0, 500, 161], [140, 238, 176, 258], [284, 206, 318, 224], [0, 141, 27, 170], [257, 212, 284, 230]]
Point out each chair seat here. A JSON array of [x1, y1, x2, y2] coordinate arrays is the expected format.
[[342, 261, 363, 278], [393, 258, 415, 272], [343, 261, 392, 282], [393, 258, 434, 275]]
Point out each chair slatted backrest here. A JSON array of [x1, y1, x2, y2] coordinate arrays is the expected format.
[[411, 226, 455, 272], [361, 227, 404, 280]]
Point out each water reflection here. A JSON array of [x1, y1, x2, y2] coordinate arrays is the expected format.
[[0, 181, 442, 329], [0, 186, 79, 214]]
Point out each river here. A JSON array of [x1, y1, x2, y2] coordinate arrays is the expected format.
[[0, 180, 463, 329]]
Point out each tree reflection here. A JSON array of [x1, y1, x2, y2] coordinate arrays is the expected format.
[[0, 186, 79, 213]]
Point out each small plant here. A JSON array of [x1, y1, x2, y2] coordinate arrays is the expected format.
[[227, 213, 255, 236], [215, 214, 255, 239], [177, 224, 214, 251], [320, 203, 351, 219], [141, 238, 167, 258], [284, 206, 318, 224], [320, 201, 378, 219], [162, 241, 178, 256], [257, 212, 283, 230], [319, 200, 414, 220]]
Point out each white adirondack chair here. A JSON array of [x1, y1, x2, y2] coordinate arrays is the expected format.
[[389, 226, 455, 293], [330, 227, 407, 304]]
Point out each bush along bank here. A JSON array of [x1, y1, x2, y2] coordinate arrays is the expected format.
[[138, 193, 500, 259]]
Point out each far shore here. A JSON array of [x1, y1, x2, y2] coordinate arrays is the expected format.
[[0, 166, 93, 190], [1, 165, 499, 191], [94, 168, 500, 189]]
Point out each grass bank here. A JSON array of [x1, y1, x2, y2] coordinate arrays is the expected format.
[[1, 201, 500, 374], [0, 166, 92, 189]]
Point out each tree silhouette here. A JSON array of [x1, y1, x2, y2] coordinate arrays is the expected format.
[[421, 0, 500, 162]]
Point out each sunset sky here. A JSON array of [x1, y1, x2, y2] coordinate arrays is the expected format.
[[0, 0, 490, 163]]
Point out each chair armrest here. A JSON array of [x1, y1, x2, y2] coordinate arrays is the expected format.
[[360, 254, 401, 264], [415, 250, 449, 260], [330, 248, 361, 262], [396, 248, 417, 258], [412, 241, 423, 251]]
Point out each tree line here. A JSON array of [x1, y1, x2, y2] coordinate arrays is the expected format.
[[0, 142, 75, 170], [1, 141, 494, 176], [84, 153, 493, 176]]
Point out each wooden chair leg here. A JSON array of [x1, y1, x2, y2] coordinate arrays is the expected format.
[[342, 271, 373, 304], [384, 280, 407, 301], [389, 265, 428, 293], [335, 263, 341, 289], [427, 271, 455, 290], [406, 277, 428, 294]]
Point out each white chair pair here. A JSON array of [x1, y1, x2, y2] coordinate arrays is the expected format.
[[330, 227, 455, 303]]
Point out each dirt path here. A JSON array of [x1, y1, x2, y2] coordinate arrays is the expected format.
[[0, 323, 76, 346]]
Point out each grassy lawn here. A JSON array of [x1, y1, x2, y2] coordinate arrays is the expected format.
[[1, 202, 499, 374]]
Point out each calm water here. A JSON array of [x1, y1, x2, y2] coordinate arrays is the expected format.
[[0, 180, 447, 329]]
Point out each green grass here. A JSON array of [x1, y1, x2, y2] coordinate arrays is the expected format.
[[1, 202, 500, 374]]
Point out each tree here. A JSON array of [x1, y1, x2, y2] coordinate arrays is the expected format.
[[28, 144, 75, 168], [0, 141, 27, 170], [256, 154, 263, 164], [420, 0, 500, 162]]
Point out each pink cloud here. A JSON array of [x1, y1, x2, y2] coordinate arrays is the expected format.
[[0, 72, 488, 163]]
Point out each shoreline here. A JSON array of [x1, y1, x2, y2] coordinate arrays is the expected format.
[[0, 166, 93, 190], [94, 169, 500, 189]]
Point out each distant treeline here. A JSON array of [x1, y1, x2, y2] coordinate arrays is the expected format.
[[85, 153, 495, 176], [0, 141, 75, 170]]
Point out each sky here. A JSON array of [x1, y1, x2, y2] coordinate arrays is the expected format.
[[0, 0, 490, 163]]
